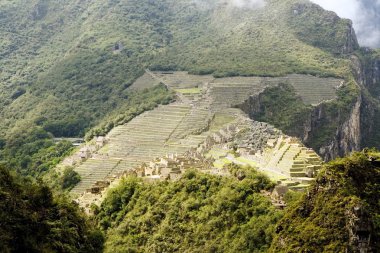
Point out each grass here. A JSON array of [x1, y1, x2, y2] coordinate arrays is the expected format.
[[209, 113, 236, 131], [235, 157, 259, 168], [174, 88, 202, 94], [213, 158, 232, 169]]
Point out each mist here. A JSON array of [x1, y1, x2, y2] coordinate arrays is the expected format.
[[227, 0, 266, 8], [311, 0, 380, 48], [192, 0, 266, 9]]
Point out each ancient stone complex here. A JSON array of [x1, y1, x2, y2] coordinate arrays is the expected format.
[[65, 70, 342, 207]]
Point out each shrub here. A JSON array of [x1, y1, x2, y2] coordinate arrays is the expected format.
[[60, 166, 81, 190]]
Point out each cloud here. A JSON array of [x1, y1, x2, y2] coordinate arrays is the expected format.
[[311, 0, 380, 48], [227, 0, 266, 9], [192, 0, 266, 9]]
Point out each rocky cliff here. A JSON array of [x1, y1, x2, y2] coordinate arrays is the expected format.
[[307, 94, 361, 161], [239, 34, 380, 162], [352, 50, 380, 152], [303, 49, 380, 160], [239, 88, 361, 161]]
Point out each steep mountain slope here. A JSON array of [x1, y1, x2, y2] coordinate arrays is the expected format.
[[352, 49, 380, 150], [269, 150, 380, 252], [1, 1, 380, 251], [0, 0, 360, 155], [96, 166, 283, 253], [0, 166, 103, 252]]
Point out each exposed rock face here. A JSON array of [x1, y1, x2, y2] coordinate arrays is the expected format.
[[351, 52, 380, 151], [305, 51, 380, 160], [346, 205, 372, 253], [343, 21, 360, 55], [317, 95, 361, 161], [239, 86, 361, 161], [352, 51, 380, 96]]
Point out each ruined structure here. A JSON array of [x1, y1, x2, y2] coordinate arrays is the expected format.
[[66, 70, 342, 207]]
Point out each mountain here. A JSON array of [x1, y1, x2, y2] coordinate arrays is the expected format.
[[1, 0, 380, 252], [0, 166, 104, 252], [269, 150, 380, 252], [96, 166, 282, 253], [1, 0, 379, 169], [1, 0, 373, 162]]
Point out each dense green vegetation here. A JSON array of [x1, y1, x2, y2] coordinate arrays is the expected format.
[[96, 165, 282, 253], [95, 153, 380, 251], [86, 84, 175, 140], [0, 0, 355, 140], [288, 1, 359, 55], [0, 84, 173, 180], [60, 166, 81, 191], [1, 0, 380, 251], [0, 166, 104, 253], [0, 126, 74, 177], [246, 80, 359, 154], [249, 83, 313, 137], [269, 150, 380, 252], [2, 150, 379, 252]]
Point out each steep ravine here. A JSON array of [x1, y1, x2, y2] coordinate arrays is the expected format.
[[352, 51, 380, 150], [315, 94, 361, 161], [306, 51, 380, 160], [238, 87, 361, 161], [239, 50, 380, 162]]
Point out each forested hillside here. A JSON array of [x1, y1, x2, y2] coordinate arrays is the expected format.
[[270, 150, 380, 252], [91, 152, 380, 252], [1, 0, 380, 252], [0, 0, 355, 140], [96, 165, 284, 253], [0, 166, 104, 252]]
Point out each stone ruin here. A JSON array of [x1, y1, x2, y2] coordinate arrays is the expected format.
[[67, 70, 333, 210]]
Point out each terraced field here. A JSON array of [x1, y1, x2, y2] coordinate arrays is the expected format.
[[72, 103, 211, 193], [72, 159, 121, 194], [274, 74, 342, 105], [70, 70, 341, 195], [259, 136, 322, 187], [208, 77, 268, 109], [147, 71, 342, 107], [129, 73, 160, 90], [151, 71, 215, 89]]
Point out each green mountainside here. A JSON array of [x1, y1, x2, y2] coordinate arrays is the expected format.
[[0, 166, 104, 252], [2, 151, 379, 252], [1, 0, 370, 175], [97, 165, 282, 253], [0, 0, 355, 139], [270, 150, 380, 252], [1, 0, 380, 251]]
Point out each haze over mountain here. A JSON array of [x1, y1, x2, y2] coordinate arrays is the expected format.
[[311, 0, 380, 48], [0, 0, 380, 252]]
